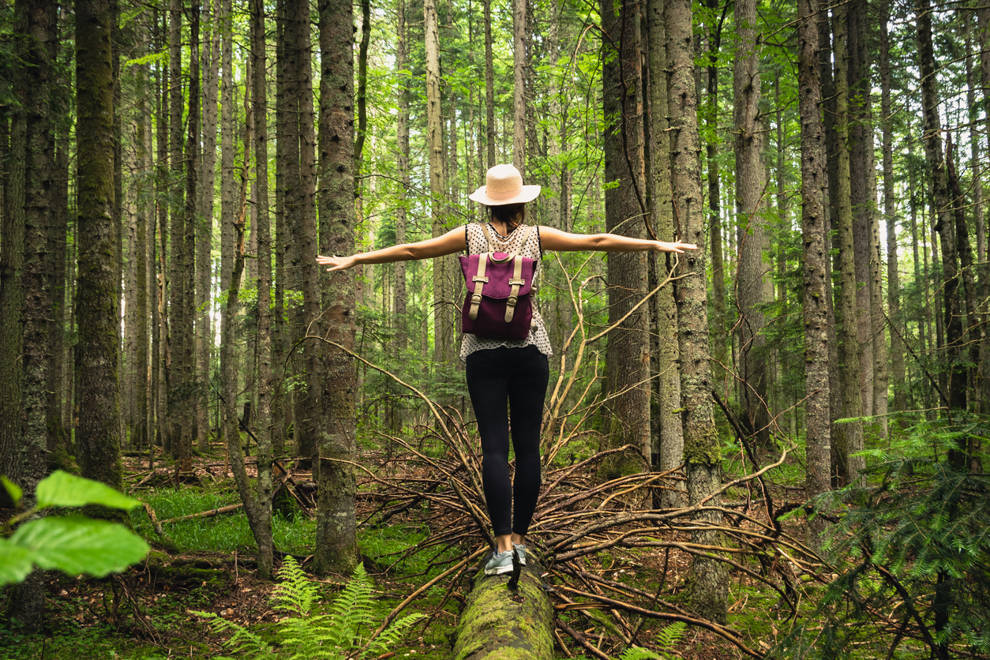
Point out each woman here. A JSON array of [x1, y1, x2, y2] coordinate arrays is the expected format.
[[318, 164, 696, 575]]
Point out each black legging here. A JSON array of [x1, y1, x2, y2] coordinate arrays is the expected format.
[[465, 345, 549, 537]]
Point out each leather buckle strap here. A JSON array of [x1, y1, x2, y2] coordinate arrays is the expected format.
[[468, 253, 489, 320], [504, 255, 525, 323]]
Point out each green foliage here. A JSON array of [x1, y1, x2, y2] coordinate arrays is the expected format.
[[778, 416, 990, 657], [195, 556, 423, 659], [0, 471, 148, 586], [616, 622, 686, 660]]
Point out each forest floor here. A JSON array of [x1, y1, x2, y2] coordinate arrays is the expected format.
[[0, 447, 791, 659]]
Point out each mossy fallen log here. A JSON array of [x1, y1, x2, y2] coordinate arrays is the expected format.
[[452, 556, 555, 660]]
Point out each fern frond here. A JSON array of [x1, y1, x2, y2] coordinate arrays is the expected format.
[[272, 555, 320, 617], [326, 563, 376, 648], [618, 647, 664, 660], [655, 621, 686, 651], [365, 613, 425, 657], [190, 609, 271, 656]]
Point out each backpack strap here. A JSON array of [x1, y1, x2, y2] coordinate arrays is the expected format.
[[467, 253, 490, 321], [505, 255, 526, 322]]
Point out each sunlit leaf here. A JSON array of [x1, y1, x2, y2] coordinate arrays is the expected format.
[[36, 470, 140, 511], [10, 516, 149, 577]]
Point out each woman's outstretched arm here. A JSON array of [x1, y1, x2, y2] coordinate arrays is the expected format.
[[317, 227, 467, 271], [538, 226, 697, 253]]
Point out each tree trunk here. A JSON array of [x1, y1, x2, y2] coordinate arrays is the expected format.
[[829, 2, 865, 484], [600, 0, 651, 472], [703, 0, 727, 392], [246, 0, 275, 580], [879, 2, 905, 415], [483, 0, 495, 168], [916, 0, 966, 423], [220, 0, 236, 453], [76, 0, 122, 486], [314, 0, 360, 575], [646, 0, 684, 503], [388, 0, 410, 435], [512, 0, 526, 170], [196, 0, 219, 454], [733, 0, 772, 451], [453, 563, 554, 660], [797, 0, 832, 544], [424, 0, 452, 369], [665, 0, 727, 623]]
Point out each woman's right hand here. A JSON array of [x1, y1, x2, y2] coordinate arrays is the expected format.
[[316, 254, 358, 271]]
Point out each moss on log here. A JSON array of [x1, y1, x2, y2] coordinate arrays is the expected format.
[[452, 558, 555, 660]]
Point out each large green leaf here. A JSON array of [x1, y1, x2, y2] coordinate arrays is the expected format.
[[35, 470, 140, 511], [0, 539, 35, 585], [9, 516, 149, 577]]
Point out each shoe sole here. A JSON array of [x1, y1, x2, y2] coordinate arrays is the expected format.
[[484, 564, 513, 576]]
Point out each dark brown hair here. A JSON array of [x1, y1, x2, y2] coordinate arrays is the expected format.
[[488, 203, 526, 231]]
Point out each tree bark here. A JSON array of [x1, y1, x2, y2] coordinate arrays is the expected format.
[[646, 0, 684, 503], [389, 0, 410, 435], [703, 0, 727, 391], [879, 2, 905, 415], [196, 0, 219, 454], [483, 0, 495, 168], [424, 0, 452, 369], [600, 0, 651, 472], [733, 0, 772, 451], [512, 0, 526, 170], [665, 0, 727, 623], [829, 2, 865, 484], [797, 0, 832, 544], [76, 0, 122, 486], [314, 0, 359, 575], [220, 0, 236, 454]]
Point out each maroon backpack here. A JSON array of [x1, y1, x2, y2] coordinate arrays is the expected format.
[[459, 224, 537, 340]]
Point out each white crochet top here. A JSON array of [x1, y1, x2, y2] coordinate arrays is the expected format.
[[459, 222, 553, 361]]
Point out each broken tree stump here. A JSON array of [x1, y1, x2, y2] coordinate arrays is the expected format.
[[452, 556, 555, 660]]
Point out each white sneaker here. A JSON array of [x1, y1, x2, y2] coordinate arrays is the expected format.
[[513, 543, 528, 566], [484, 550, 514, 575]]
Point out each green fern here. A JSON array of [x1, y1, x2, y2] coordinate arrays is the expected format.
[[189, 609, 271, 656], [617, 621, 687, 660], [196, 556, 423, 658], [271, 554, 319, 617]]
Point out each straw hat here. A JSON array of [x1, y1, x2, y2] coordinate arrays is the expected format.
[[469, 164, 541, 206]]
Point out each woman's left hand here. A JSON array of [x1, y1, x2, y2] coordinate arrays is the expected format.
[[656, 240, 698, 254]]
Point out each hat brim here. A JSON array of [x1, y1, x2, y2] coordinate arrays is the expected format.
[[469, 184, 541, 206]]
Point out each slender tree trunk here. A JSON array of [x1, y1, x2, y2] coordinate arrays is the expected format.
[[76, 0, 122, 486], [704, 0, 727, 390], [512, 0, 526, 169], [220, 0, 236, 453], [314, 0, 360, 575], [916, 0, 966, 422], [388, 0, 410, 434], [600, 0, 651, 471], [666, 0, 727, 623], [646, 0, 683, 503], [733, 0, 772, 451], [846, 0, 875, 423], [13, 0, 57, 530], [484, 0, 495, 168], [797, 0, 832, 544], [196, 0, 219, 454], [246, 0, 275, 579], [132, 60, 150, 450], [879, 3, 905, 415], [830, 2, 865, 484], [424, 0, 451, 369]]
